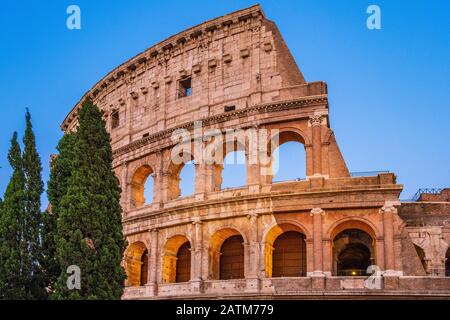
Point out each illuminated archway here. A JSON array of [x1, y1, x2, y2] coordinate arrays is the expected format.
[[162, 235, 192, 283], [130, 165, 154, 207], [125, 241, 149, 287]]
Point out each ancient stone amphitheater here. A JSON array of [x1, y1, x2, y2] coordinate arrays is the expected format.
[[62, 5, 450, 299]]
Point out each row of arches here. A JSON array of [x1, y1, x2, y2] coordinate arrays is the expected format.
[[130, 131, 308, 207], [125, 224, 377, 287], [414, 244, 450, 276]]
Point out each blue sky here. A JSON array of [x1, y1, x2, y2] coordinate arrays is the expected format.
[[0, 0, 449, 208]]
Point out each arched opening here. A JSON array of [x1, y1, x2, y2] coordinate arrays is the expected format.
[[414, 244, 427, 272], [446, 248, 450, 277], [272, 231, 307, 277], [167, 154, 195, 200], [220, 235, 245, 280], [179, 160, 195, 197], [264, 223, 309, 277], [176, 242, 191, 283], [268, 130, 307, 183], [162, 235, 192, 283], [125, 242, 149, 287], [144, 176, 154, 205], [333, 229, 374, 276], [221, 151, 246, 190], [209, 228, 246, 280], [131, 165, 154, 207], [272, 142, 306, 182]]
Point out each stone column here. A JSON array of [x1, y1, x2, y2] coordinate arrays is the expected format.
[[245, 213, 260, 293], [309, 115, 323, 176], [153, 151, 164, 208], [246, 126, 261, 193], [322, 238, 332, 276], [309, 208, 326, 289], [380, 204, 402, 289], [126, 98, 133, 144], [191, 218, 204, 293], [120, 161, 129, 213], [380, 205, 396, 272], [147, 228, 159, 296], [375, 237, 386, 271], [194, 163, 207, 201]]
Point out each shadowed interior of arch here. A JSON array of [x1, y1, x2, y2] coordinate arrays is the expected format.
[[446, 248, 450, 277], [272, 231, 307, 277], [414, 244, 427, 272], [220, 235, 245, 280], [333, 228, 374, 276]]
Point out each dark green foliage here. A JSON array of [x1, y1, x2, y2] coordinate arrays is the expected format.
[[0, 133, 30, 299], [53, 99, 126, 299], [43, 133, 78, 295], [22, 110, 45, 299]]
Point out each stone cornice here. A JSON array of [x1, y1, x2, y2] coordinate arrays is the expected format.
[[61, 4, 264, 130], [112, 95, 328, 158], [122, 183, 402, 229]]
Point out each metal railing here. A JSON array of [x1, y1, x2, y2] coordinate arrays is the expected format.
[[411, 188, 444, 202], [350, 170, 389, 177]]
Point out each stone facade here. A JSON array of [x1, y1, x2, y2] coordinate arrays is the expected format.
[[62, 5, 450, 299]]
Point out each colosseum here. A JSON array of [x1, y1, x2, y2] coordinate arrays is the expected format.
[[62, 5, 450, 299]]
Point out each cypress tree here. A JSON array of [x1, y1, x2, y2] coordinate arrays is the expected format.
[[43, 132, 78, 295], [0, 133, 30, 299], [54, 99, 126, 299], [22, 110, 45, 299]]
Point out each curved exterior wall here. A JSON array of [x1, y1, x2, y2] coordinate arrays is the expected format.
[[62, 5, 450, 299]]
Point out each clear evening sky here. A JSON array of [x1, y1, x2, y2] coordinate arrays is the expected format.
[[0, 0, 449, 209]]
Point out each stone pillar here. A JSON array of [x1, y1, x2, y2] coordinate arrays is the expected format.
[[380, 204, 402, 285], [120, 161, 129, 213], [380, 205, 396, 272], [194, 163, 207, 201], [322, 238, 332, 276], [125, 98, 133, 144], [147, 228, 159, 296], [309, 115, 323, 176], [375, 237, 386, 271], [246, 126, 261, 193], [191, 218, 204, 293], [161, 172, 171, 203], [153, 151, 164, 207], [309, 208, 326, 289], [245, 213, 260, 293]]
